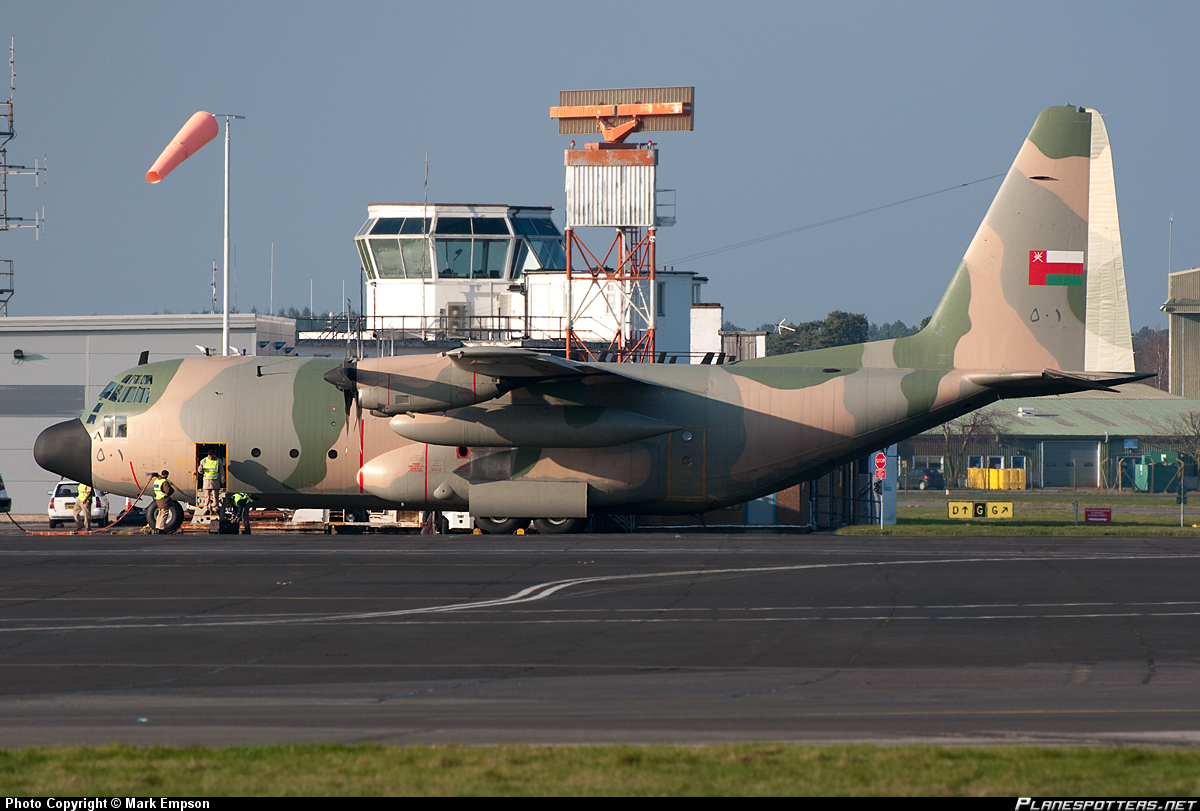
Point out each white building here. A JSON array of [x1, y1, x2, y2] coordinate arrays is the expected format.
[[353, 203, 716, 360]]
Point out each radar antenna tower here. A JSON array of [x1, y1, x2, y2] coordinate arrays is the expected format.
[[550, 87, 692, 362], [1, 38, 47, 316]]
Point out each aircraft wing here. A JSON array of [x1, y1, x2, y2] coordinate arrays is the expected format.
[[966, 369, 1156, 397], [446, 346, 654, 387]]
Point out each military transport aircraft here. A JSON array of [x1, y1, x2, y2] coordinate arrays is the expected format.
[[35, 105, 1147, 533]]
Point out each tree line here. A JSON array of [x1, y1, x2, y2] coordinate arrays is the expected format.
[[724, 314, 1170, 376]]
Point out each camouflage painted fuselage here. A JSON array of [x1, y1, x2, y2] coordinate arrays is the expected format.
[[40, 105, 1143, 517], [80, 352, 1009, 515]]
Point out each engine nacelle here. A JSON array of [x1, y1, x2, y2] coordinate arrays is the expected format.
[[325, 354, 503, 416], [389, 405, 679, 448], [358, 444, 470, 507]]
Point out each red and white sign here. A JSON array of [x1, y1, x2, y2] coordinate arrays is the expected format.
[[1084, 508, 1112, 523], [874, 452, 886, 470]]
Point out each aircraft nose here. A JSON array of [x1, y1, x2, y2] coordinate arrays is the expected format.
[[34, 419, 93, 485]]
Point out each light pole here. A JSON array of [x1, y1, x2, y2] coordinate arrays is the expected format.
[[215, 115, 245, 356], [146, 111, 245, 356]]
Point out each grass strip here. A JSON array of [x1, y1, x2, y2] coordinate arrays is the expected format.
[[4, 743, 1200, 796], [838, 506, 1200, 536]]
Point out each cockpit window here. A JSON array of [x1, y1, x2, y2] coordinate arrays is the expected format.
[[102, 414, 128, 438], [99, 376, 152, 403]]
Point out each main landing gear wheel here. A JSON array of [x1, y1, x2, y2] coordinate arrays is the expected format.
[[475, 517, 530, 535], [146, 500, 185, 534], [532, 517, 586, 535]]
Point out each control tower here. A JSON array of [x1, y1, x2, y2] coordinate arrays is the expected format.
[[354, 202, 706, 357]]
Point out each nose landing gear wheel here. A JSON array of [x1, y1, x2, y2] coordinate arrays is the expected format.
[[532, 517, 586, 535], [146, 500, 185, 534]]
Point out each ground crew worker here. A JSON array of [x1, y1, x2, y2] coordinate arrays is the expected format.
[[231, 492, 255, 535], [152, 470, 175, 534], [197, 451, 221, 514], [73, 482, 93, 531]]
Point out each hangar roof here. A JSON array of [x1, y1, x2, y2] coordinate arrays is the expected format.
[[924, 384, 1200, 438]]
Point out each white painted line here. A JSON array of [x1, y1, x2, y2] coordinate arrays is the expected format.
[[3, 553, 1200, 633]]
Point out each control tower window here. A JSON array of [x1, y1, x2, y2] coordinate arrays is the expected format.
[[400, 218, 431, 235], [356, 219, 376, 237], [371, 239, 406, 279], [370, 238, 432, 279], [513, 242, 535, 279], [370, 218, 405, 235], [435, 238, 512, 279], [436, 239, 472, 278], [356, 240, 377, 280], [513, 218, 561, 237], [472, 239, 509, 279], [401, 239, 431, 278], [472, 218, 511, 235], [435, 218, 471, 235], [512, 237, 566, 277]]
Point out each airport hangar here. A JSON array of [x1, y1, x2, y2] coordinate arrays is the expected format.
[[898, 383, 1200, 491]]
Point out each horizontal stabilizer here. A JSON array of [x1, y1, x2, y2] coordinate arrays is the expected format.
[[966, 369, 1156, 397]]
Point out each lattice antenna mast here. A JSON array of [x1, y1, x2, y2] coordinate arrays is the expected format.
[[550, 87, 692, 362], [1, 38, 47, 316]]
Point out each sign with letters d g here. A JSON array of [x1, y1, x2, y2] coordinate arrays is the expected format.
[[948, 501, 1014, 519]]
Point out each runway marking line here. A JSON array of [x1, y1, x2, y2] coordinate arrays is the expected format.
[[3, 552, 1200, 633]]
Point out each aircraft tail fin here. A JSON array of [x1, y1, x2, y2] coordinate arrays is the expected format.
[[886, 104, 1135, 373]]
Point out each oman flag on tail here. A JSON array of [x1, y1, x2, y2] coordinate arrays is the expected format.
[[1029, 250, 1084, 286]]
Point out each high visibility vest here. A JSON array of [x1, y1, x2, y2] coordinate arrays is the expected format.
[[152, 478, 169, 500], [201, 457, 220, 481], [232, 492, 254, 507], [77, 484, 91, 502]]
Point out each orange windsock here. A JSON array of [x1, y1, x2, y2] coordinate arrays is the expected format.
[[145, 111, 219, 184]]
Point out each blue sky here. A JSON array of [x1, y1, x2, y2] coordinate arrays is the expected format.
[[3, 1, 1197, 331]]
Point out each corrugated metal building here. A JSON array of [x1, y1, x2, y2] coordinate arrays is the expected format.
[[1162, 266, 1200, 399]]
